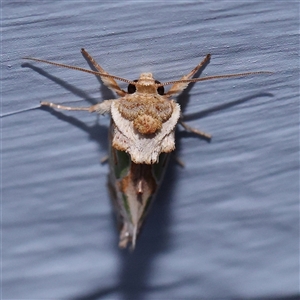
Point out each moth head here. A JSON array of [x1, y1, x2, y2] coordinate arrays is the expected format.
[[127, 73, 165, 95]]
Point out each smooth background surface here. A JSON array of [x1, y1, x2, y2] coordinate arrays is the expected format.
[[2, 1, 299, 300]]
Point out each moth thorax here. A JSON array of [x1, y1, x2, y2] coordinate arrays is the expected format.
[[133, 115, 162, 135], [135, 84, 157, 94]]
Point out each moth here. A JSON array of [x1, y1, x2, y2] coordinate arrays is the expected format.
[[23, 49, 271, 249]]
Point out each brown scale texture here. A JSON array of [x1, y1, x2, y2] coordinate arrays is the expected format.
[[118, 94, 173, 134]]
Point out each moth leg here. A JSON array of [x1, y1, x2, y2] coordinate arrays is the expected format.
[[40, 99, 114, 115], [100, 155, 109, 164], [166, 54, 211, 96], [81, 48, 126, 97], [179, 120, 212, 140]]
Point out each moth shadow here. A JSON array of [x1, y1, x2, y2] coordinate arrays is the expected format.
[[39, 105, 109, 154], [23, 61, 119, 153], [182, 92, 274, 122], [22, 61, 117, 100], [22, 63, 100, 105]]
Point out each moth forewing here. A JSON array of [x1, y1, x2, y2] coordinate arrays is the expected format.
[[24, 49, 271, 249], [108, 117, 170, 249]]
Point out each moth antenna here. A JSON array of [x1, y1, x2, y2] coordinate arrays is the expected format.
[[22, 57, 136, 85], [1, 105, 40, 118], [157, 71, 273, 87]]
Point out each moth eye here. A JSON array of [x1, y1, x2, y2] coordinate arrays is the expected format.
[[155, 80, 164, 95], [127, 79, 138, 94]]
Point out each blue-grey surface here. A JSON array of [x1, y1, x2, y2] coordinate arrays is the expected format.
[[2, 1, 299, 300]]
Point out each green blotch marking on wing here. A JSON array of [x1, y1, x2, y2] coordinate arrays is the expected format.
[[122, 193, 132, 223], [113, 150, 130, 179]]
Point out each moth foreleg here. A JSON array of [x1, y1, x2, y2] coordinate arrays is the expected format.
[[181, 54, 211, 80], [179, 120, 212, 140], [81, 48, 126, 97], [40, 99, 114, 115], [166, 54, 211, 96]]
